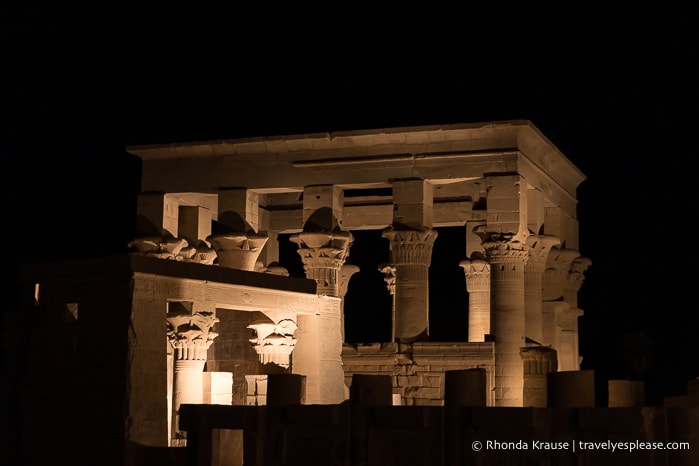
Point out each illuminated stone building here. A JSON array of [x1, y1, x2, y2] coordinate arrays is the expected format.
[[20, 121, 592, 461]]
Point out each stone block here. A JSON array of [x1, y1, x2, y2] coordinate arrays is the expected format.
[[488, 197, 521, 213], [392, 203, 433, 229], [444, 369, 487, 407], [178, 205, 212, 244], [392, 179, 433, 205], [608, 380, 645, 407], [267, 374, 306, 405], [349, 374, 393, 406], [547, 370, 595, 407], [202, 371, 233, 405]]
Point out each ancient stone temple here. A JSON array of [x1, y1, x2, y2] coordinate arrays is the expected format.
[[19, 120, 592, 461]]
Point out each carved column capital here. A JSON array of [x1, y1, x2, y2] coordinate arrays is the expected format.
[[207, 233, 269, 270], [382, 228, 438, 266], [566, 256, 592, 293], [248, 316, 298, 368], [459, 258, 491, 293], [525, 235, 561, 273], [128, 235, 189, 260], [167, 309, 219, 361], [290, 231, 353, 297], [543, 248, 581, 301], [520, 346, 558, 376], [378, 263, 397, 295]]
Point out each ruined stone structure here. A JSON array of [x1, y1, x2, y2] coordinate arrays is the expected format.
[[19, 121, 593, 462]]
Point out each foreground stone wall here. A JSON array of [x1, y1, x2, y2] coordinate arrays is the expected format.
[[179, 404, 699, 466], [18, 258, 135, 466]]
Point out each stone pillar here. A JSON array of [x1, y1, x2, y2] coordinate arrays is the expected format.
[[524, 235, 560, 344], [208, 189, 268, 270], [258, 205, 280, 267], [291, 297, 346, 404], [520, 346, 557, 407], [543, 248, 582, 369], [541, 301, 570, 350], [338, 263, 360, 341], [166, 304, 218, 444], [290, 231, 353, 297], [379, 263, 397, 342], [459, 255, 490, 342], [482, 234, 529, 407], [382, 229, 438, 342], [382, 179, 436, 342], [556, 256, 590, 370]]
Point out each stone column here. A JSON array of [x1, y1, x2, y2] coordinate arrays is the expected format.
[[520, 346, 557, 407], [338, 263, 360, 341], [459, 255, 490, 342], [482, 234, 529, 407], [208, 189, 268, 270], [543, 250, 590, 370], [166, 305, 218, 444], [556, 307, 585, 371], [524, 235, 560, 344], [382, 179, 436, 342], [382, 228, 438, 342], [379, 263, 397, 342], [290, 231, 353, 297], [564, 256, 592, 308], [292, 297, 346, 404]]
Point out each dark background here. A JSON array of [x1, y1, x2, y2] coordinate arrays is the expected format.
[[4, 6, 699, 407]]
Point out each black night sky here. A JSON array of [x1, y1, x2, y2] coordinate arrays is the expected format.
[[4, 6, 699, 407]]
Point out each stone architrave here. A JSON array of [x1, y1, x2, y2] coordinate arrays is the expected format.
[[166, 306, 219, 443], [290, 231, 353, 297], [379, 263, 397, 342], [524, 235, 560, 344], [481, 233, 529, 407], [382, 228, 438, 342], [459, 255, 491, 342]]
